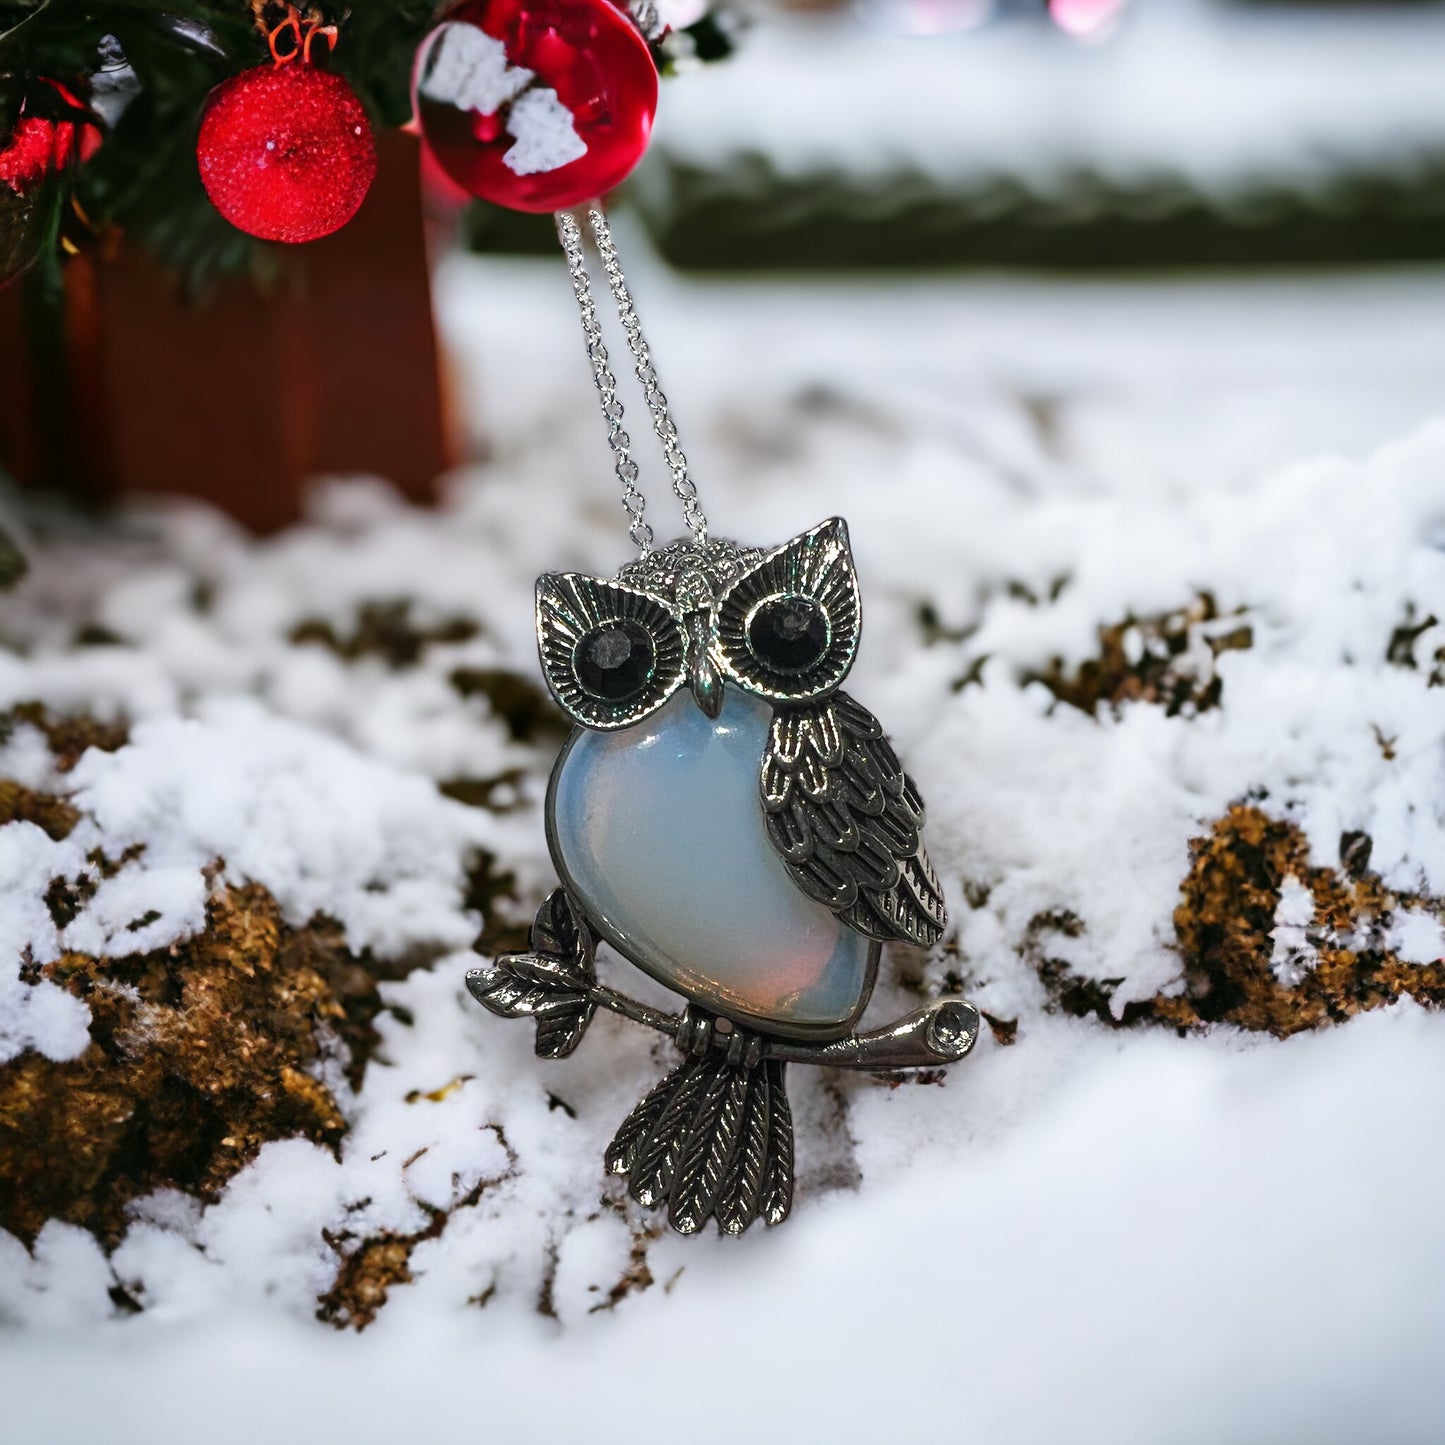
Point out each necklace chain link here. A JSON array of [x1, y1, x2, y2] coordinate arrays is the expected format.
[[556, 210, 652, 553], [555, 206, 709, 557]]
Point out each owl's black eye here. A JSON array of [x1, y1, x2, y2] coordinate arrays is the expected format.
[[747, 595, 830, 674], [574, 621, 657, 700]]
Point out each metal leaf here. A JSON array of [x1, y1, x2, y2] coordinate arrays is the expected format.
[[527, 888, 596, 982], [465, 955, 596, 1058], [531, 993, 596, 1060], [466, 890, 599, 1057]]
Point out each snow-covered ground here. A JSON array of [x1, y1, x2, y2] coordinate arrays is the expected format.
[[4, 243, 1445, 1443]]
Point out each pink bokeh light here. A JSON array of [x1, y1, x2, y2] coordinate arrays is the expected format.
[[1048, 0, 1127, 40]]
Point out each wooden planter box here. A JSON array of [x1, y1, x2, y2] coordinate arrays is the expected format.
[[1, 130, 454, 534]]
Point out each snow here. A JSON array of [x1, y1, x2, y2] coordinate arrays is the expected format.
[[6, 1007, 1445, 1443], [418, 22, 587, 179], [4, 238, 1445, 1439], [0, 700, 507, 1063], [503, 89, 588, 177], [419, 24, 535, 117], [1391, 908, 1445, 968], [1269, 874, 1316, 987], [66, 703, 495, 958]]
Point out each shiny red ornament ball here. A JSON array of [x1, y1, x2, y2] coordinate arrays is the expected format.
[[414, 0, 658, 214], [197, 62, 377, 244]]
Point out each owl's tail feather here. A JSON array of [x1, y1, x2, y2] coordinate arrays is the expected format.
[[606, 1052, 793, 1236]]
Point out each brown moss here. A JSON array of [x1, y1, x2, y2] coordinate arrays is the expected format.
[[1027, 595, 1252, 718], [1386, 603, 1445, 685], [290, 600, 479, 668], [317, 1138, 511, 1331], [438, 768, 529, 813], [43, 871, 98, 929], [0, 884, 414, 1249], [980, 1011, 1019, 1046], [0, 780, 81, 841], [1030, 804, 1445, 1037], [1165, 805, 1445, 1034], [0, 703, 130, 773], [0, 706, 131, 843], [588, 1230, 658, 1314], [463, 849, 532, 957], [317, 1236, 417, 1331], [449, 666, 567, 743]]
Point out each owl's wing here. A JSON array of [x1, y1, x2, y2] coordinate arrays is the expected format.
[[760, 692, 948, 948]]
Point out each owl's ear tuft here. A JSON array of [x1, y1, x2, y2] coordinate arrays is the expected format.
[[806, 516, 850, 550], [535, 573, 687, 731], [713, 517, 861, 703]]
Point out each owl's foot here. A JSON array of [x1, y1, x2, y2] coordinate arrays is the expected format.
[[674, 1005, 765, 1069], [607, 1044, 793, 1236]]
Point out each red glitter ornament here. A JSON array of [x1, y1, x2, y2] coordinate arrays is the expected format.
[[0, 80, 100, 197], [1, 80, 102, 287], [414, 0, 658, 214], [197, 10, 377, 245]]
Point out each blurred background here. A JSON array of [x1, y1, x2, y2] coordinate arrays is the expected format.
[[3, 0, 1445, 536], [478, 0, 1445, 273]]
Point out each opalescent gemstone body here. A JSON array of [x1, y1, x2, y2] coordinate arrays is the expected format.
[[548, 689, 872, 1034]]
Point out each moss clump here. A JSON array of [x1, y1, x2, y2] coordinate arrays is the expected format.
[[1027, 595, 1252, 719], [0, 780, 81, 842], [438, 768, 529, 814], [1031, 804, 1445, 1037], [0, 706, 129, 841], [317, 1235, 418, 1331], [290, 599, 479, 668], [1386, 604, 1445, 685], [449, 666, 567, 743], [0, 885, 408, 1248], [1163, 805, 1445, 1034], [462, 849, 532, 958], [0, 703, 129, 773], [317, 1135, 511, 1331]]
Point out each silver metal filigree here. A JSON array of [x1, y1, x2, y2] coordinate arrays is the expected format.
[[615, 535, 764, 606]]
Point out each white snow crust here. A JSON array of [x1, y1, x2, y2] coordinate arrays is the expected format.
[[419, 23, 534, 117], [503, 87, 588, 177], [418, 21, 587, 179], [2, 245, 1445, 1442]]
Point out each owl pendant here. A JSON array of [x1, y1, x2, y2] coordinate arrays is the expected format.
[[468, 517, 979, 1235]]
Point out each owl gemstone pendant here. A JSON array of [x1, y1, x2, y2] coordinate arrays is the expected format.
[[551, 689, 875, 1032], [468, 517, 980, 1235]]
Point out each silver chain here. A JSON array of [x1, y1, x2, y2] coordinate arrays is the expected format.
[[587, 207, 708, 548], [555, 210, 652, 553], [554, 206, 709, 556]]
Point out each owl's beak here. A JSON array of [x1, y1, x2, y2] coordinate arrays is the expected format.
[[684, 610, 723, 719]]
